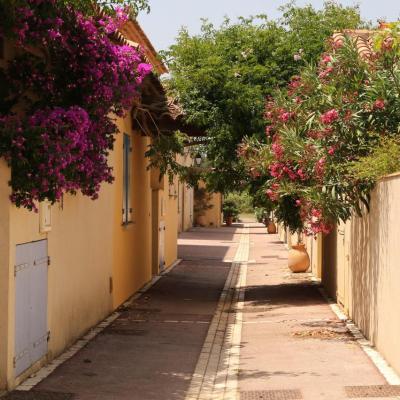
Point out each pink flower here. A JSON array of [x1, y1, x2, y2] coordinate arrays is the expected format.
[[272, 143, 284, 159], [288, 76, 301, 90], [328, 146, 336, 156], [266, 189, 278, 201], [320, 109, 339, 125], [315, 157, 326, 179], [318, 66, 333, 79], [321, 54, 332, 64], [138, 63, 152, 75], [297, 168, 306, 180], [287, 169, 298, 180], [279, 112, 291, 122], [311, 208, 322, 219], [374, 99, 385, 110], [266, 184, 280, 201], [269, 162, 283, 178]]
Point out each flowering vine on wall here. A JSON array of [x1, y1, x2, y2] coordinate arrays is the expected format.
[[0, 0, 152, 210], [239, 24, 400, 236]]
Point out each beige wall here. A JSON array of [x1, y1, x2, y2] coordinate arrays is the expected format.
[[348, 174, 400, 374], [319, 173, 400, 375], [305, 233, 322, 279]]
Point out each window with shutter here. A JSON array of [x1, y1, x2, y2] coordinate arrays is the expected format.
[[122, 133, 132, 224]]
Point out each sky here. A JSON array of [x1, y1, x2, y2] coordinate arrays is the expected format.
[[138, 0, 400, 52]]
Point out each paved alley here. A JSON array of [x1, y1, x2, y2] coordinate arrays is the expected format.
[[5, 222, 396, 400]]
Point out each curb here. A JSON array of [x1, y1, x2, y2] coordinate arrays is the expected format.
[[319, 287, 400, 386]]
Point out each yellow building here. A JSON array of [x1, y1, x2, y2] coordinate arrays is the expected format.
[[0, 19, 189, 390], [194, 181, 223, 228]]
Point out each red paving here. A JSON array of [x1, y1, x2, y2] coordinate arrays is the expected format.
[[21, 226, 240, 400], [239, 222, 386, 399], [7, 221, 389, 399]]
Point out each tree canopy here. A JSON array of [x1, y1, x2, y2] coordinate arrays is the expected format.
[[163, 1, 364, 193], [240, 24, 400, 235]]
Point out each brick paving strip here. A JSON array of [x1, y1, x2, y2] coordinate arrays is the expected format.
[[238, 223, 400, 400], [185, 225, 249, 400]]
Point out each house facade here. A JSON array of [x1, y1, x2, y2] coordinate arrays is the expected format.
[[0, 19, 193, 391]]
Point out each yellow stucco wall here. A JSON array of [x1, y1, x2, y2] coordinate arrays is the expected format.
[[196, 182, 222, 228], [0, 160, 11, 390], [180, 182, 194, 232], [204, 192, 222, 228], [1, 174, 115, 389], [112, 120, 153, 308], [0, 114, 155, 389]]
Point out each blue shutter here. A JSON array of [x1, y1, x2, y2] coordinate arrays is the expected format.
[[15, 240, 48, 376]]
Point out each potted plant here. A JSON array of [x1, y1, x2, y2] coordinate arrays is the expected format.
[[274, 197, 310, 273], [194, 187, 213, 227], [222, 200, 239, 227], [266, 213, 277, 234], [288, 233, 310, 273]]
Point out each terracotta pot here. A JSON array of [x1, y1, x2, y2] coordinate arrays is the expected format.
[[267, 221, 277, 234], [288, 244, 310, 273], [196, 215, 206, 227], [225, 216, 233, 226]]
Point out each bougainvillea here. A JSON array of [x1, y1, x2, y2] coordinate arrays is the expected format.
[[239, 23, 400, 236], [0, 0, 151, 209]]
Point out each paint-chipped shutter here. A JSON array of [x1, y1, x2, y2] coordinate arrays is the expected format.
[[15, 240, 48, 377], [122, 133, 132, 224]]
